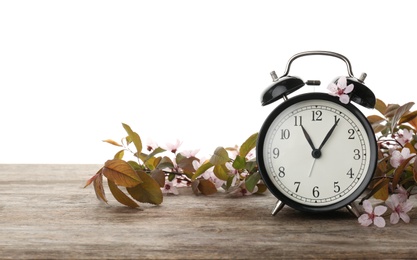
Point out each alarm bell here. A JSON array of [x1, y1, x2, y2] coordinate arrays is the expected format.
[[261, 51, 376, 108]]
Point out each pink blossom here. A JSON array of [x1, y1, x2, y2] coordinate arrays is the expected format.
[[228, 181, 258, 197], [394, 129, 414, 146], [327, 76, 354, 104], [358, 200, 387, 227], [180, 149, 200, 158], [165, 139, 183, 154], [193, 159, 225, 188], [146, 139, 159, 152], [385, 194, 413, 224], [390, 147, 416, 168], [161, 181, 179, 195], [394, 185, 409, 203]]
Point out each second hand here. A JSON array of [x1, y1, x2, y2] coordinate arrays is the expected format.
[[308, 158, 317, 177]]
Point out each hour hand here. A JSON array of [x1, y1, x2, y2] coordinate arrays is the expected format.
[[300, 125, 316, 151]]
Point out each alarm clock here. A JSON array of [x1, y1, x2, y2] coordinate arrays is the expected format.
[[256, 51, 377, 216]]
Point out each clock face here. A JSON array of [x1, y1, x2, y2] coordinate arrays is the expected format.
[[257, 93, 377, 212]]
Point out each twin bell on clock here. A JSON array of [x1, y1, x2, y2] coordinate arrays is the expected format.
[[256, 51, 377, 217]]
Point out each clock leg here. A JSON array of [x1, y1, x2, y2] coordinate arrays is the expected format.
[[346, 203, 360, 218], [271, 200, 285, 216]]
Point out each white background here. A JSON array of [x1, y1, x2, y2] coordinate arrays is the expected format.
[[1, 0, 416, 164]]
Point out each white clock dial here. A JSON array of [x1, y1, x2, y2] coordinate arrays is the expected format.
[[258, 94, 376, 211]]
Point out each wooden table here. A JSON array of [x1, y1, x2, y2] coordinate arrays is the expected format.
[[1, 164, 416, 259]]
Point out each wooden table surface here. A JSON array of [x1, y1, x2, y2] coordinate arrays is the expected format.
[[1, 164, 416, 259]]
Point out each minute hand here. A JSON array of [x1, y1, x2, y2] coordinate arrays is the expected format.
[[318, 118, 340, 151]]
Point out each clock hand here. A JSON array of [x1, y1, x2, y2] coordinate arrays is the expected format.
[[300, 125, 316, 151], [308, 158, 317, 177], [318, 118, 340, 151]]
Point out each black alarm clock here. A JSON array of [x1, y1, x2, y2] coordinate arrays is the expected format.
[[256, 51, 377, 216]]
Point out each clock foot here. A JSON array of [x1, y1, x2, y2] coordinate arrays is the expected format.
[[346, 203, 360, 218], [271, 200, 285, 216]]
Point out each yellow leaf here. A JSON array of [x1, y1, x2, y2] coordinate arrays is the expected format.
[[373, 179, 389, 201], [409, 116, 417, 131], [122, 123, 143, 154], [127, 171, 163, 205], [374, 98, 387, 115], [108, 180, 140, 208], [239, 133, 258, 158], [367, 115, 385, 125], [213, 164, 230, 181], [210, 147, 230, 165], [191, 180, 200, 195], [392, 155, 416, 189], [399, 110, 417, 125], [198, 179, 218, 195], [93, 171, 107, 203], [151, 169, 166, 187], [177, 156, 198, 174], [103, 159, 142, 188], [256, 183, 268, 193], [84, 167, 103, 188], [192, 161, 213, 181], [384, 104, 400, 118], [113, 149, 124, 160], [102, 139, 123, 147]]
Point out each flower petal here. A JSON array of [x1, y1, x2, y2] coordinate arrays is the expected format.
[[337, 76, 347, 88], [374, 205, 388, 216], [327, 83, 338, 94], [402, 201, 413, 213], [358, 214, 372, 226], [390, 212, 400, 224], [362, 200, 373, 214], [373, 216, 386, 227], [344, 83, 354, 94], [399, 212, 410, 223], [339, 94, 350, 104]]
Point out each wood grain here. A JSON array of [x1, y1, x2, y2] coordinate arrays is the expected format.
[[0, 164, 416, 259]]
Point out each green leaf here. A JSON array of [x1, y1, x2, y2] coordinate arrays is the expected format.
[[213, 164, 230, 181], [122, 123, 143, 155], [127, 170, 163, 205], [245, 172, 261, 193], [225, 175, 235, 190], [102, 159, 143, 188], [108, 180, 140, 208], [210, 147, 230, 165], [245, 160, 257, 173], [232, 155, 246, 170], [156, 156, 175, 170], [139, 147, 166, 163], [192, 161, 213, 181], [239, 133, 258, 158]]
